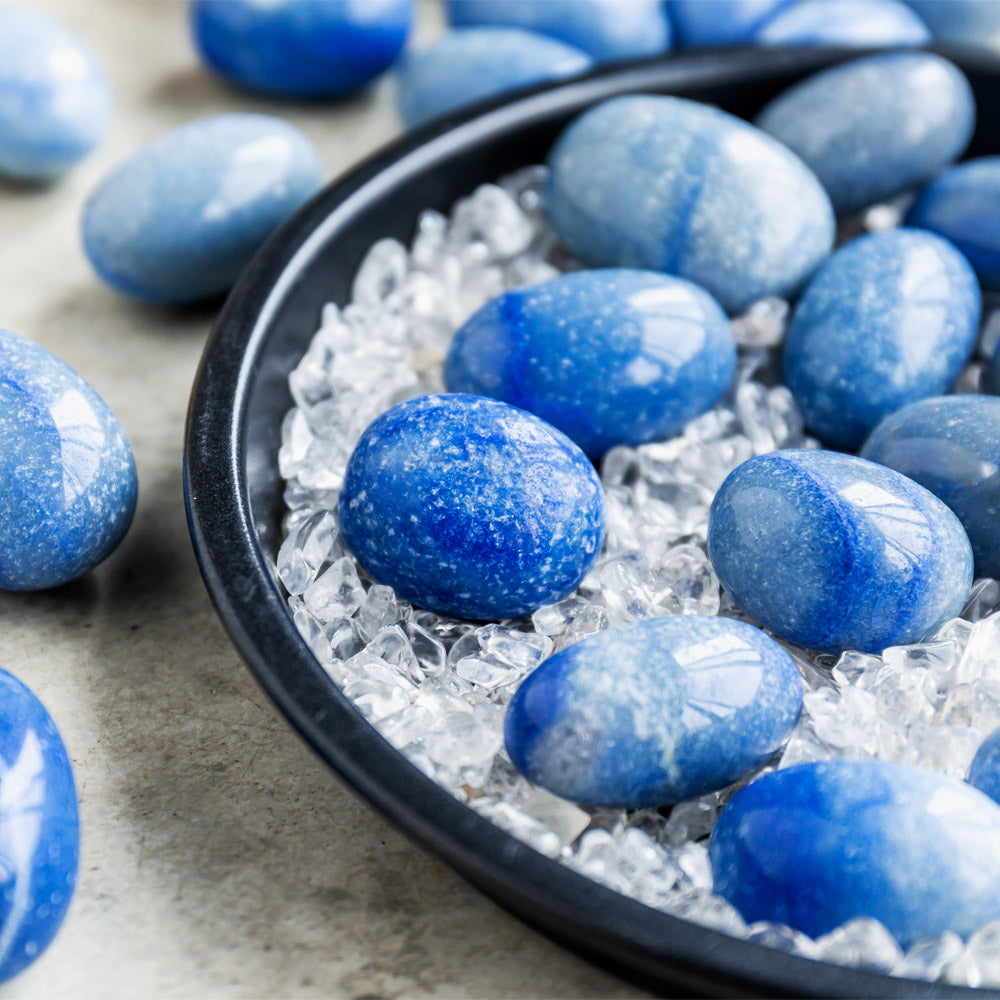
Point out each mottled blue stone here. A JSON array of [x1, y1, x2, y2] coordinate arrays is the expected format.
[[82, 114, 323, 304], [754, 0, 930, 47], [707, 449, 974, 653], [668, 0, 791, 47], [546, 95, 834, 314], [444, 269, 736, 460], [191, 0, 412, 98], [710, 760, 1000, 947], [0, 6, 111, 181], [861, 396, 1000, 579], [505, 615, 801, 808], [339, 394, 605, 621], [783, 229, 980, 450], [968, 726, 1000, 805], [396, 28, 592, 129], [907, 0, 1000, 51], [0, 329, 136, 591], [755, 53, 974, 215], [994, 346, 1000, 394]]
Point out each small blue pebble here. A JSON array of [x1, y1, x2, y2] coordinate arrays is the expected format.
[[969, 727, 1000, 805], [505, 615, 802, 808], [755, 53, 974, 215], [339, 394, 605, 621], [396, 27, 592, 129], [667, 0, 791, 47], [0, 329, 137, 591], [0, 6, 111, 181], [82, 114, 324, 304], [190, 0, 413, 98], [444, 269, 736, 460], [710, 760, 1000, 947], [546, 95, 834, 314], [861, 395, 1000, 579], [707, 449, 973, 653], [783, 229, 980, 450], [908, 0, 1000, 51], [754, 0, 931, 47]]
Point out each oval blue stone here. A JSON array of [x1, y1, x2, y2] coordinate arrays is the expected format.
[[339, 394, 605, 621], [707, 449, 973, 653], [82, 114, 324, 304], [908, 0, 1000, 50], [755, 53, 974, 214], [0, 329, 137, 591], [667, 0, 790, 47], [968, 726, 1000, 805], [505, 615, 802, 808], [710, 760, 1000, 947], [782, 228, 980, 450], [546, 94, 834, 313], [444, 269, 736, 460], [754, 0, 930, 48]]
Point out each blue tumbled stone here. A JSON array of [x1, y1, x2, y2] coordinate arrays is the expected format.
[[444, 269, 736, 460], [994, 345, 1000, 394], [710, 760, 1000, 947], [968, 726, 1000, 805], [546, 95, 834, 313], [755, 53, 974, 215], [783, 229, 980, 450], [707, 449, 973, 653], [754, 0, 930, 47], [505, 615, 802, 808], [0, 6, 111, 181], [396, 27, 592, 129], [668, 0, 791, 47], [339, 394, 605, 621], [82, 114, 324, 304], [907, 0, 1000, 51], [0, 329, 137, 591], [191, 0, 413, 98]]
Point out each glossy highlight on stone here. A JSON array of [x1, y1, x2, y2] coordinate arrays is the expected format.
[[339, 394, 605, 621], [755, 53, 974, 215], [968, 726, 1000, 805], [546, 94, 834, 313], [710, 760, 1000, 947], [82, 114, 324, 304], [668, 0, 790, 47], [707, 449, 973, 653], [783, 229, 980, 450], [0, 329, 137, 591], [443, 269, 736, 460], [754, 0, 930, 47]]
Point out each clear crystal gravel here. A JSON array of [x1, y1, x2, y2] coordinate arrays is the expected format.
[[277, 166, 1000, 985]]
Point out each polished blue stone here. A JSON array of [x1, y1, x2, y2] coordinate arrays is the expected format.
[[444, 269, 736, 460], [546, 95, 834, 313], [755, 53, 973, 215], [0, 329, 137, 591], [82, 114, 323, 304], [710, 760, 1000, 947], [968, 727, 1000, 805], [505, 615, 802, 808], [339, 394, 605, 621], [861, 396, 1000, 579], [707, 449, 974, 653], [191, 0, 412, 98], [908, 0, 1000, 51], [668, 0, 791, 47], [0, 6, 111, 181], [397, 27, 592, 129], [994, 346, 1000, 394], [783, 229, 980, 450], [754, 0, 930, 47]]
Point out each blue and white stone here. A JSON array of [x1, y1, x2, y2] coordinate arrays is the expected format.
[[82, 114, 324, 304], [907, 0, 1000, 52], [339, 394, 605, 621], [968, 727, 1000, 805], [755, 53, 974, 215], [782, 229, 980, 450], [994, 345, 1000, 394], [0, 329, 137, 591], [191, 0, 413, 98], [0, 5, 111, 181], [396, 28, 592, 129], [710, 760, 1000, 947], [667, 0, 790, 47], [546, 95, 834, 313], [707, 449, 974, 653], [861, 395, 1000, 579], [505, 615, 802, 808], [754, 0, 930, 47], [444, 269, 736, 460]]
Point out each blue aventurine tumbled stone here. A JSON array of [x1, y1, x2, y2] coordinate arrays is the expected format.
[[783, 229, 980, 450], [968, 726, 1000, 805], [339, 394, 605, 621], [546, 94, 834, 313], [707, 449, 973, 653], [444, 269, 736, 460], [755, 53, 974, 215], [667, 0, 791, 47], [754, 0, 930, 47], [907, 0, 1000, 51], [505, 615, 802, 808], [82, 114, 324, 304], [0, 329, 137, 591], [710, 760, 1000, 947]]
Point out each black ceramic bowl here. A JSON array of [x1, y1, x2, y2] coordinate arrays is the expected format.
[[185, 47, 1000, 998]]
